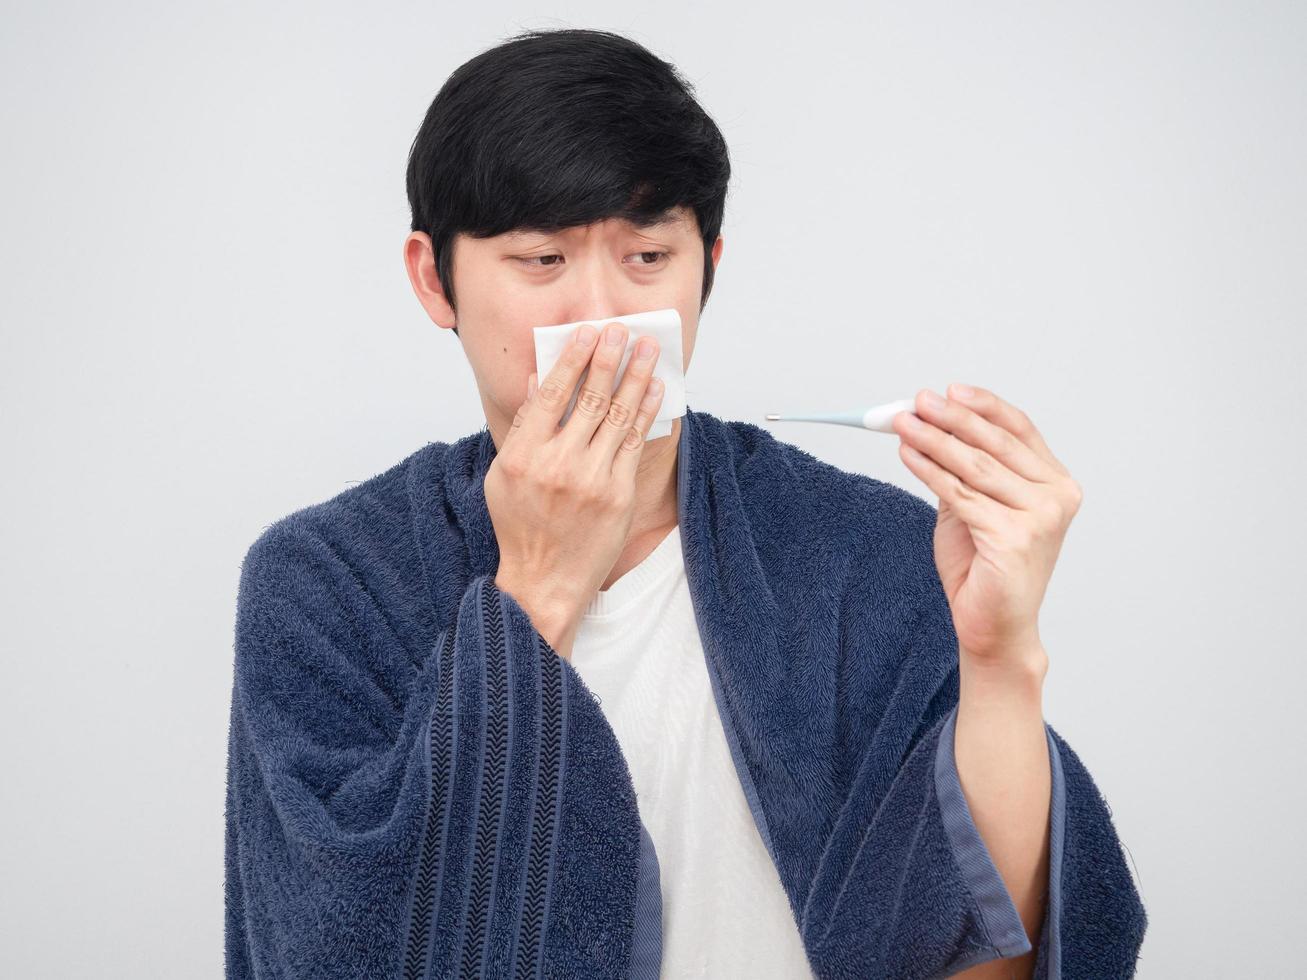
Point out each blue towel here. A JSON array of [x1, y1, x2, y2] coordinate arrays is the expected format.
[[225, 406, 1146, 978]]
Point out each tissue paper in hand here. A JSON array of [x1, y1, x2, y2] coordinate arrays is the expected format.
[[531, 307, 686, 440]]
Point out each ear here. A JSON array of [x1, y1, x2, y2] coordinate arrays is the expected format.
[[710, 234, 724, 272], [402, 231, 457, 330]]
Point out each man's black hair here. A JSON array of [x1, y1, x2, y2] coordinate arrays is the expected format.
[[405, 28, 732, 338]]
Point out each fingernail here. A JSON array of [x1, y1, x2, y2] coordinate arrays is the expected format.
[[575, 325, 596, 345], [636, 338, 655, 359], [606, 323, 626, 345], [922, 390, 946, 410], [951, 383, 975, 400]]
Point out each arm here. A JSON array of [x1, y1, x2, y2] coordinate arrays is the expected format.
[[224, 522, 659, 979], [801, 533, 1145, 979], [800, 592, 1045, 979], [884, 381, 1146, 977], [949, 648, 1051, 980]]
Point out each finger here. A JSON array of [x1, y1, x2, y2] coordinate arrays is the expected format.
[[898, 440, 1007, 533], [894, 407, 1035, 512], [557, 320, 629, 449], [610, 374, 665, 482], [518, 323, 603, 443], [946, 383, 1067, 476], [588, 334, 660, 464], [920, 389, 1050, 486], [911, 389, 1056, 486], [527, 372, 537, 399]]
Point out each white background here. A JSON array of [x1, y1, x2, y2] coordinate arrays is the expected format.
[[2, 2, 1303, 976]]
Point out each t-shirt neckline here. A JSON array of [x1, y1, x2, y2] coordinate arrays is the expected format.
[[583, 524, 683, 619]]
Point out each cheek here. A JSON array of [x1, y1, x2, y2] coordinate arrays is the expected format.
[[500, 322, 549, 398], [458, 322, 538, 396], [677, 310, 697, 371]]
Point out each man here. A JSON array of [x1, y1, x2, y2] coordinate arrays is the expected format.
[[225, 27, 1146, 980]]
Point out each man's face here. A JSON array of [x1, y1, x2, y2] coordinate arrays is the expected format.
[[405, 205, 723, 446]]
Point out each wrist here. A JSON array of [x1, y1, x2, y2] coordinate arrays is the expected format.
[[493, 568, 583, 660], [959, 642, 1048, 708], [494, 565, 585, 614]]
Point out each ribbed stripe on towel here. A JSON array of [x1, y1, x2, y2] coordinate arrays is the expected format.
[[402, 576, 572, 980]]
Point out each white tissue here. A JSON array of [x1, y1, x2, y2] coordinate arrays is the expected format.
[[531, 307, 686, 440]]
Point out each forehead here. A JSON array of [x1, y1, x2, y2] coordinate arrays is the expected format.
[[502, 207, 694, 241]]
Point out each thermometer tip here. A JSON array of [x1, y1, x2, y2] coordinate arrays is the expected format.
[[765, 413, 782, 421]]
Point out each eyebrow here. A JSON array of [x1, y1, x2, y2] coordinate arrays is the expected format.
[[631, 212, 686, 230], [505, 212, 685, 240]]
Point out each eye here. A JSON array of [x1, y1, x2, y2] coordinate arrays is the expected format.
[[626, 250, 670, 267], [515, 251, 670, 268]]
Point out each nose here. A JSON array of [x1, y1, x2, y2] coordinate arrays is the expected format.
[[567, 259, 641, 329]]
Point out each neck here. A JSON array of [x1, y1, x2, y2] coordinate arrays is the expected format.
[[628, 415, 681, 538], [602, 416, 680, 590]]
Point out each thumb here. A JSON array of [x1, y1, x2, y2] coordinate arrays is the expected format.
[[527, 373, 537, 399]]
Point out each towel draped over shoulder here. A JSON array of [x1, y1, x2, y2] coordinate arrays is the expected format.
[[225, 407, 1147, 979]]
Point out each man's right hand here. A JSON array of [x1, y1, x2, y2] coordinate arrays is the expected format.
[[485, 319, 665, 661]]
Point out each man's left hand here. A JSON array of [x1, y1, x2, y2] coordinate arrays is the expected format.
[[892, 383, 1082, 670]]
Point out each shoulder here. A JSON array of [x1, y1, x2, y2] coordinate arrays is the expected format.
[[716, 416, 941, 600], [232, 445, 457, 710], [719, 416, 937, 545], [238, 441, 442, 598]]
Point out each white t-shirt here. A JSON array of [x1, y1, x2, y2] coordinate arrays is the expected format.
[[568, 524, 817, 979]]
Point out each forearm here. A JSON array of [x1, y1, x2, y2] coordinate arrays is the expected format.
[[952, 645, 1052, 979]]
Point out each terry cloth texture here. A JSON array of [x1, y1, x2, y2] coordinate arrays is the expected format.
[[224, 405, 1148, 979]]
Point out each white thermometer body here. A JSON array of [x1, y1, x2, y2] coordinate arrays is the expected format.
[[765, 398, 918, 433]]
